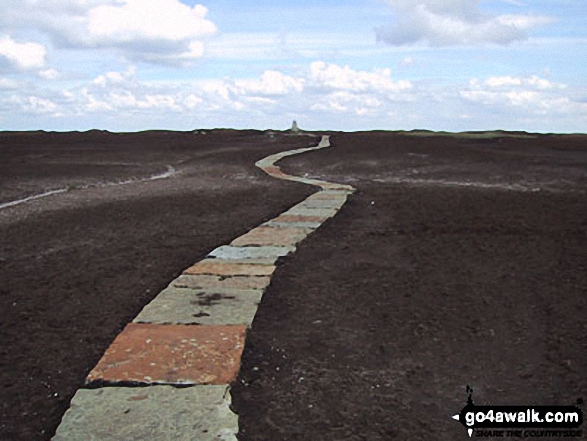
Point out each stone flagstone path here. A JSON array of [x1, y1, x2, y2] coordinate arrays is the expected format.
[[53, 135, 355, 440]]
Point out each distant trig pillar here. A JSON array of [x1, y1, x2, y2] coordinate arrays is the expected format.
[[291, 120, 300, 132]]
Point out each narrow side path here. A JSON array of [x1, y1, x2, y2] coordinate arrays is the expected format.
[[53, 135, 354, 440]]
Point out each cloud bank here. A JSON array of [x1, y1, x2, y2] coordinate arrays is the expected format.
[[376, 0, 554, 46], [0, 0, 217, 66]]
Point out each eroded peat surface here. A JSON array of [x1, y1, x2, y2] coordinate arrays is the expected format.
[[0, 130, 316, 441], [232, 132, 587, 440]]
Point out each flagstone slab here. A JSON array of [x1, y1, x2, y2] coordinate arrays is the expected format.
[[306, 192, 347, 200], [208, 245, 294, 260], [264, 220, 322, 229], [204, 257, 277, 265], [230, 226, 312, 247], [310, 191, 349, 199], [258, 166, 292, 179], [183, 260, 275, 277], [299, 199, 346, 209], [289, 176, 330, 186], [272, 214, 329, 223], [134, 286, 263, 326], [173, 274, 271, 291], [320, 189, 355, 195], [284, 206, 339, 218], [52, 385, 237, 441], [320, 183, 355, 191], [86, 324, 246, 385], [168, 285, 263, 296]]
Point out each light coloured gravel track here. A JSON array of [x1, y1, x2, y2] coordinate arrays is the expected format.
[[53, 135, 354, 440]]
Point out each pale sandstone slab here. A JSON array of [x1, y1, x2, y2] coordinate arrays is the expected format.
[[208, 245, 294, 260], [52, 385, 237, 441], [134, 286, 263, 326], [173, 274, 271, 291], [307, 191, 348, 199], [184, 260, 275, 277], [320, 189, 355, 195], [320, 183, 355, 191], [231, 226, 312, 247], [86, 323, 246, 385]]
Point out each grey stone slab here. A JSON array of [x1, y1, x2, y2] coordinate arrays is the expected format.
[[310, 191, 348, 198], [300, 199, 346, 209], [166, 282, 264, 296], [134, 286, 263, 326], [204, 257, 277, 265], [287, 176, 329, 186], [320, 189, 355, 195], [172, 274, 271, 291], [307, 192, 348, 201], [208, 245, 294, 260], [53, 385, 237, 441], [263, 220, 323, 229], [284, 206, 339, 218]]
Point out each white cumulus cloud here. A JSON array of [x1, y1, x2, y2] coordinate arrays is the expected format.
[[11, 95, 59, 114], [235, 71, 304, 96], [0, 77, 20, 89], [308, 61, 412, 93], [87, 1, 216, 42], [0, 0, 217, 66], [0, 35, 46, 70], [376, 0, 554, 46], [460, 74, 576, 114]]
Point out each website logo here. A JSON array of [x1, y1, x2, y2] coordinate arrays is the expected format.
[[452, 386, 583, 438]]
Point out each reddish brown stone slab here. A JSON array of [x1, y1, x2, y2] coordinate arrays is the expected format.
[[86, 323, 246, 385], [273, 214, 329, 223], [260, 166, 281, 174], [260, 166, 291, 179], [183, 260, 275, 276], [231, 226, 311, 247]]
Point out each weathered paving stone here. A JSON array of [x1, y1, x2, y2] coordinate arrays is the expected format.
[[208, 245, 294, 260], [320, 189, 354, 195], [289, 176, 330, 186], [320, 183, 355, 191], [272, 214, 329, 223], [87, 323, 246, 385], [230, 226, 312, 247], [183, 260, 276, 277], [284, 205, 339, 218], [173, 274, 271, 291], [309, 193, 348, 200], [258, 166, 291, 179], [264, 220, 322, 229], [299, 198, 346, 209], [204, 256, 277, 265], [134, 286, 263, 326], [174, 286, 262, 296], [52, 385, 237, 441]]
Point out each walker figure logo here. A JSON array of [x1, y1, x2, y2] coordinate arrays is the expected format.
[[451, 386, 583, 438]]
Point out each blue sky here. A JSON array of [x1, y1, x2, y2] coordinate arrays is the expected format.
[[0, 0, 585, 132]]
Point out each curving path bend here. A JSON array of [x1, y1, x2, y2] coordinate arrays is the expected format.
[[53, 135, 354, 440]]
